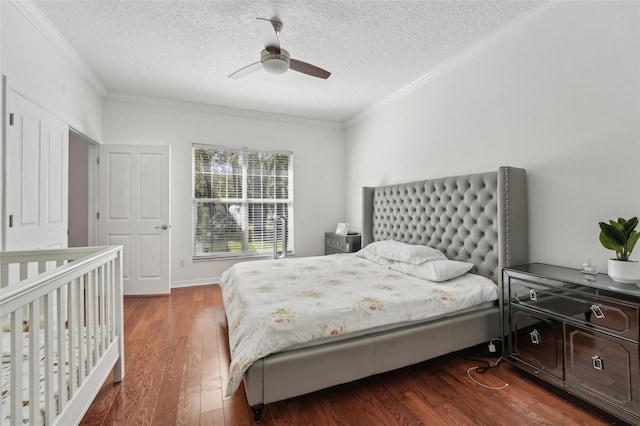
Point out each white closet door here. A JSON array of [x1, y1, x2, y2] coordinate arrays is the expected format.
[[98, 145, 171, 295], [4, 85, 69, 250]]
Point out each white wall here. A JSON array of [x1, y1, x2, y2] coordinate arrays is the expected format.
[[1, 1, 103, 141], [0, 1, 3, 248], [1, 1, 104, 250], [345, 1, 640, 273], [103, 99, 345, 286]]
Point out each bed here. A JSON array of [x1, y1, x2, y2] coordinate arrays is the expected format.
[[0, 246, 124, 426], [220, 166, 528, 422]]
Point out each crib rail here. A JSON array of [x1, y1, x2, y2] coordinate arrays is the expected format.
[[0, 246, 124, 426]]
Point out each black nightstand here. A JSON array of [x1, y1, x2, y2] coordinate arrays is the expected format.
[[324, 232, 361, 255]]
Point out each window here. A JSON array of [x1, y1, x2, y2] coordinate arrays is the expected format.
[[193, 145, 293, 259]]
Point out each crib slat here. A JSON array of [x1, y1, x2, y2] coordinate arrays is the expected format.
[[77, 275, 86, 384], [90, 268, 99, 362], [99, 264, 106, 356], [44, 292, 55, 426], [102, 263, 108, 352], [95, 266, 102, 358], [108, 260, 115, 342], [86, 271, 95, 370], [57, 286, 68, 412], [68, 278, 78, 398], [29, 300, 41, 424], [10, 309, 24, 425]]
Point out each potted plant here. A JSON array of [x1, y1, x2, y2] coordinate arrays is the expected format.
[[599, 216, 640, 283]]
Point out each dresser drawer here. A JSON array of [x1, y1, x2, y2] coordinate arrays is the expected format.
[[511, 307, 564, 379], [325, 246, 343, 255], [511, 278, 639, 341], [565, 324, 640, 412], [326, 236, 350, 251], [575, 298, 639, 341], [324, 232, 361, 255]]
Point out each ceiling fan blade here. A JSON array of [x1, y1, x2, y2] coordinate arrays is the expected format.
[[289, 59, 331, 79], [228, 61, 262, 79], [256, 18, 280, 52]]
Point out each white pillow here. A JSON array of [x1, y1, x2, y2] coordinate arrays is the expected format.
[[390, 259, 474, 282], [364, 240, 446, 264], [355, 248, 394, 268]]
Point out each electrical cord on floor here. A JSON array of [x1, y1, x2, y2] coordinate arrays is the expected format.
[[463, 339, 509, 390]]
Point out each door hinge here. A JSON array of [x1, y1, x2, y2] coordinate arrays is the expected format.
[[8, 214, 13, 228], [97, 157, 100, 165], [9, 113, 14, 126], [96, 212, 100, 220]]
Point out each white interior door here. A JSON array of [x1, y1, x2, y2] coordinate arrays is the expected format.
[[98, 145, 171, 295], [4, 84, 69, 250]]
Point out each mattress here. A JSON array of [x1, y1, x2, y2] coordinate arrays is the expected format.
[[220, 253, 499, 396]]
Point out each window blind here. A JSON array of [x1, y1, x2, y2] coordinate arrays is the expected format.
[[193, 145, 293, 259]]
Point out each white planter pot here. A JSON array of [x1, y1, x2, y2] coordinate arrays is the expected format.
[[607, 259, 640, 284]]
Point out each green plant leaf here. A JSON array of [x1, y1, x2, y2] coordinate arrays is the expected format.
[[627, 231, 640, 255], [600, 230, 618, 250], [623, 217, 638, 236], [610, 220, 625, 233], [600, 222, 626, 248]]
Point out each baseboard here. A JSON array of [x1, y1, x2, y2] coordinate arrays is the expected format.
[[171, 278, 220, 289]]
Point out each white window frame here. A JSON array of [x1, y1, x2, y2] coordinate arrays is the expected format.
[[192, 144, 294, 260]]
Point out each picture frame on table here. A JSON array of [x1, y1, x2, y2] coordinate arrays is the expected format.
[[335, 223, 349, 235]]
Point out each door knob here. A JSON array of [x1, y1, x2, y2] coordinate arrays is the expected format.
[[155, 224, 169, 230]]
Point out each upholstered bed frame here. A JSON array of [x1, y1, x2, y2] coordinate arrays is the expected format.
[[242, 166, 528, 422]]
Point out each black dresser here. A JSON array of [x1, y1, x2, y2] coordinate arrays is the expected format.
[[504, 263, 640, 424]]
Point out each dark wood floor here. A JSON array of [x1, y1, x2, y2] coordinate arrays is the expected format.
[[81, 285, 614, 425]]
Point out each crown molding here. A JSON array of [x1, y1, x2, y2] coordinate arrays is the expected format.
[[105, 92, 344, 129], [12, 0, 108, 98], [345, 1, 574, 127]]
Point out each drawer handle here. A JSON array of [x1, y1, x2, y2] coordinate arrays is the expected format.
[[590, 304, 606, 319], [530, 329, 541, 345], [592, 355, 604, 371], [529, 289, 538, 301]]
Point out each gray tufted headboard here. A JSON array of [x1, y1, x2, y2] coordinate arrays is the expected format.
[[361, 167, 528, 285]]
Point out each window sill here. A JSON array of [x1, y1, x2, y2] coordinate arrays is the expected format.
[[192, 252, 295, 262]]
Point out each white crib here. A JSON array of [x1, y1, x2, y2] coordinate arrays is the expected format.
[[1, 246, 124, 426]]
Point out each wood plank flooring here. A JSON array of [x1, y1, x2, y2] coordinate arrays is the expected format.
[[81, 285, 616, 425]]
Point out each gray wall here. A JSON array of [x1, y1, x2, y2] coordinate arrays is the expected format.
[[68, 132, 89, 247]]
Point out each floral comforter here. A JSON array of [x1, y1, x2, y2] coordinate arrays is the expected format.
[[219, 254, 498, 396]]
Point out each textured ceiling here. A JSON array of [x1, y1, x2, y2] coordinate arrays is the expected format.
[[34, 0, 542, 123]]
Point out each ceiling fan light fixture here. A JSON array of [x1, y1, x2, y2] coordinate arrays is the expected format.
[[261, 48, 290, 75]]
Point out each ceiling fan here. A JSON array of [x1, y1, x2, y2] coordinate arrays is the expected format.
[[228, 18, 331, 80]]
